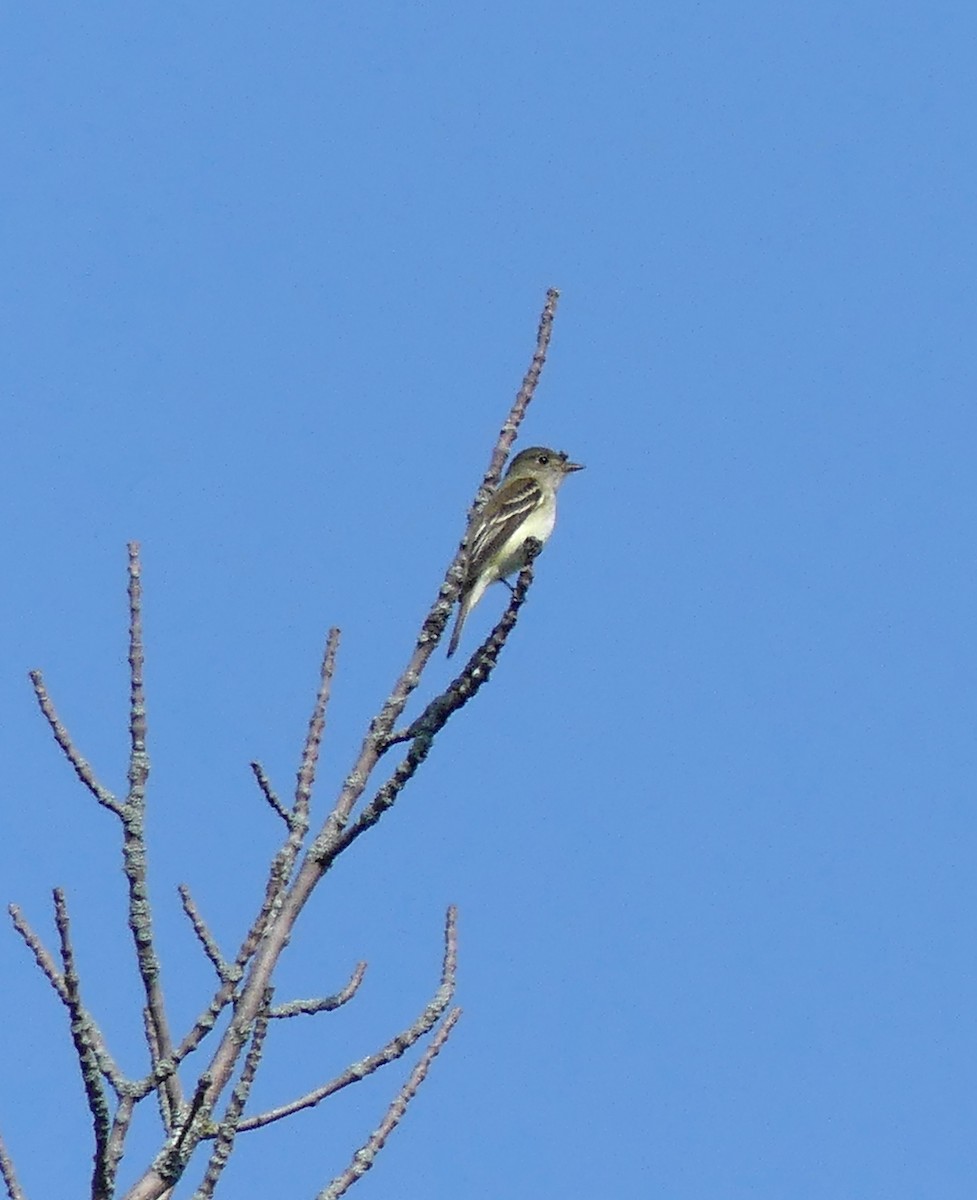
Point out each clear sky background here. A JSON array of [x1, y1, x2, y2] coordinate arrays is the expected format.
[[2, 4, 976, 1198]]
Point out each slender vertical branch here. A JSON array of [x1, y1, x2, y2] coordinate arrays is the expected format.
[[54, 889, 112, 1191], [271, 629, 341, 908], [122, 543, 181, 1121], [294, 629, 341, 827], [481, 285, 561, 504]]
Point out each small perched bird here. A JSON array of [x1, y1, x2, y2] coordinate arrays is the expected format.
[[447, 445, 584, 658]]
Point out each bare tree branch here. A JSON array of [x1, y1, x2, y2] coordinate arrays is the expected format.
[[316, 1007, 463, 1200], [27, 671, 121, 815], [249, 761, 290, 825], [8, 904, 66, 1000], [178, 886, 231, 982], [122, 542, 181, 1122], [478, 284, 562, 507], [52, 888, 113, 1195], [267, 629, 342, 916], [294, 629, 341, 828], [143, 1006, 175, 1133]]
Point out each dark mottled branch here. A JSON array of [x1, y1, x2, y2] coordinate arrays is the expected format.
[[150, 1071, 215, 1194], [53, 889, 113, 1194], [174, 1073, 215, 1157], [329, 551, 540, 855]]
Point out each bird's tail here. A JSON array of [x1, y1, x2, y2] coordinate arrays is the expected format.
[[446, 595, 471, 658]]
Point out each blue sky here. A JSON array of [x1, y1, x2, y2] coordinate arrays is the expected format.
[[2, 3, 976, 1197]]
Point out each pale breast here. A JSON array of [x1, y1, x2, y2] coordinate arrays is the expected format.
[[490, 503, 557, 582]]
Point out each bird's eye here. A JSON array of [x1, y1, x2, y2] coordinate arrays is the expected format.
[[537, 454, 549, 465]]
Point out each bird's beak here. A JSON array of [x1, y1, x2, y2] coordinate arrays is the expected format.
[[563, 460, 585, 473]]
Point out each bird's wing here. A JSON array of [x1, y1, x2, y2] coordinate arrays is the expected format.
[[465, 476, 543, 580]]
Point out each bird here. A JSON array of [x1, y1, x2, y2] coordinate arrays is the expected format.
[[446, 445, 584, 658]]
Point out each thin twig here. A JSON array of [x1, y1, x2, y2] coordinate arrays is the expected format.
[[143, 1006, 174, 1132], [178, 886, 231, 982], [260, 629, 342, 919], [249, 762, 290, 825], [27, 671, 121, 814], [478, 285, 561, 508], [268, 961, 367, 1018], [8, 904, 65, 1000], [232, 847, 292, 969], [126, 540, 150, 805], [295, 630, 341, 826], [316, 1007, 462, 1200]]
